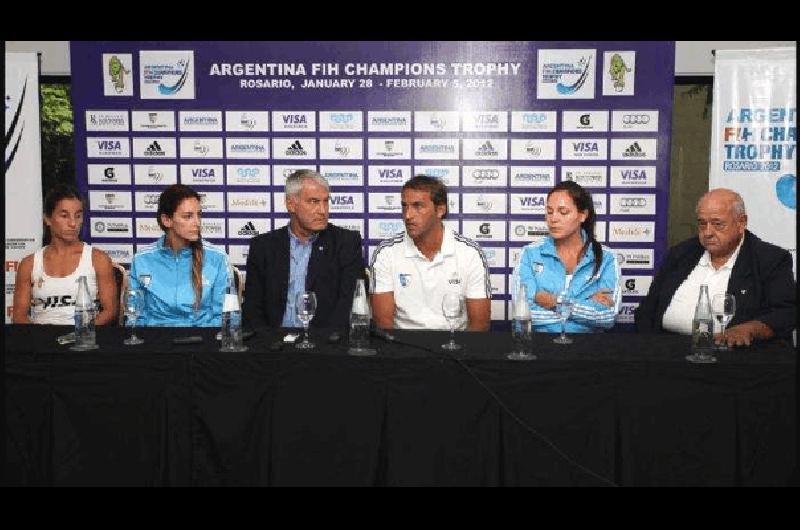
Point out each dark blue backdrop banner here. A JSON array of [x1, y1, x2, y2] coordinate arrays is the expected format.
[[70, 41, 675, 326]]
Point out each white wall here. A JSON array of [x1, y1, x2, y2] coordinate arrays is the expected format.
[[5, 41, 71, 75], [6, 40, 797, 77], [675, 41, 795, 75]]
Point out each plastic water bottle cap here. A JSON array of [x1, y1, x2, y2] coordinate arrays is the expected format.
[[223, 293, 239, 312]]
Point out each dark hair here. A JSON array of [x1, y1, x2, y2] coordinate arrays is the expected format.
[[401, 175, 449, 219], [157, 184, 204, 310], [548, 180, 603, 279], [42, 184, 84, 245]]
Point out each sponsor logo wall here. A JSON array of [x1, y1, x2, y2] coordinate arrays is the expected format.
[[72, 41, 674, 326]]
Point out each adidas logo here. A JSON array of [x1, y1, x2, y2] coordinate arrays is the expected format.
[[286, 141, 307, 156], [238, 221, 259, 236], [145, 141, 165, 156], [476, 141, 497, 156], [623, 142, 645, 157]]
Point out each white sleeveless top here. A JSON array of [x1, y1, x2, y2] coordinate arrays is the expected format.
[[30, 243, 98, 325]]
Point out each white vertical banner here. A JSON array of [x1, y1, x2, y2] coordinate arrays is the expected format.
[[709, 48, 796, 274], [5, 53, 44, 323]]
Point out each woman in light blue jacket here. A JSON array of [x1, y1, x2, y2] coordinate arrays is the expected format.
[[511, 180, 621, 333], [128, 184, 230, 327]]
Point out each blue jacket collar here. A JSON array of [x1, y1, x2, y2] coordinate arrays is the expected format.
[[540, 228, 594, 265], [157, 234, 193, 257]]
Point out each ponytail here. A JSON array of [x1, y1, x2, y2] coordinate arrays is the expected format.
[[191, 239, 203, 310]]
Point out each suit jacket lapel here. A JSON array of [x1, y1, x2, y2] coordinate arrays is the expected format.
[[275, 226, 291, 302], [727, 231, 753, 295]]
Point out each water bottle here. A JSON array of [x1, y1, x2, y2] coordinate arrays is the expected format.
[[509, 283, 535, 360], [71, 275, 98, 351], [691, 284, 714, 356], [348, 279, 375, 356], [220, 271, 247, 352]]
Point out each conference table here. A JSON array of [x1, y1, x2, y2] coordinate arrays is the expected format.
[[4, 324, 796, 486]]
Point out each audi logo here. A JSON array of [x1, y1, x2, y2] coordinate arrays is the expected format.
[[620, 198, 647, 207], [472, 169, 499, 179], [622, 114, 651, 124]]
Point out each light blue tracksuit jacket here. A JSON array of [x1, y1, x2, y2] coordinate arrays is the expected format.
[[128, 235, 230, 327], [510, 231, 622, 333]]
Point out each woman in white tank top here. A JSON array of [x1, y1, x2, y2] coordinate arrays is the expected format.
[[12, 185, 118, 326]]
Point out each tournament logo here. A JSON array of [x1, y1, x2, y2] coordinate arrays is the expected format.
[[538, 49, 596, 99], [557, 55, 592, 95], [140, 51, 195, 99], [608, 53, 632, 93], [158, 59, 190, 95], [108, 55, 131, 94]]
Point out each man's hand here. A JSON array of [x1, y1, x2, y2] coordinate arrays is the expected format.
[[590, 289, 614, 307], [535, 290, 557, 310], [715, 320, 774, 347]]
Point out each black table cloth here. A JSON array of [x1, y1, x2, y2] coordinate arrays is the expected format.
[[4, 325, 795, 486]]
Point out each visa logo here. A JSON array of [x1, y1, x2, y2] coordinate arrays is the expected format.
[[98, 140, 122, 150], [192, 168, 216, 178], [573, 142, 599, 152], [618, 306, 637, 315], [622, 169, 647, 180], [283, 115, 307, 124], [379, 169, 403, 179], [519, 196, 545, 207], [331, 196, 354, 205]]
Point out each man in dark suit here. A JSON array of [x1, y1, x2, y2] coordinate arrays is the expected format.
[[635, 188, 795, 346], [242, 170, 364, 329]]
